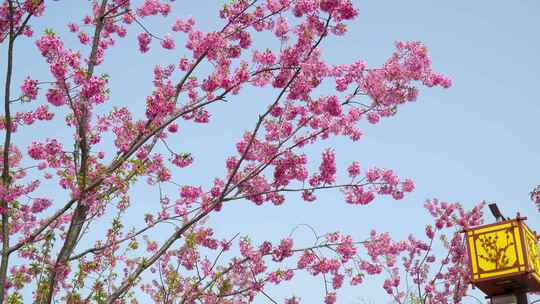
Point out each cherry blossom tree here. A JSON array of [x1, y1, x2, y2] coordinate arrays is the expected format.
[[0, 0, 485, 303]]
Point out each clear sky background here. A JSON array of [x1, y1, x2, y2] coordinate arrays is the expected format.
[[2, 1, 540, 303]]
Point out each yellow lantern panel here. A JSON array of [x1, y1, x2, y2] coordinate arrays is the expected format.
[[466, 221, 525, 281], [523, 223, 540, 281]]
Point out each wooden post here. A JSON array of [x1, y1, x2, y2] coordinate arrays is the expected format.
[[515, 292, 529, 304]]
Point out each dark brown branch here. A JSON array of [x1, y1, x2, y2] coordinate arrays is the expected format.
[[0, 1, 16, 302], [38, 1, 109, 303]]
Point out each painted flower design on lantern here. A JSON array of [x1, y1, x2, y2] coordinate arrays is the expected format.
[[475, 228, 516, 271]]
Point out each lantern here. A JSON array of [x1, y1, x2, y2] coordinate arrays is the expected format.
[[464, 215, 540, 298]]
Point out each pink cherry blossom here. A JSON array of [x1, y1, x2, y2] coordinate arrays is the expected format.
[[160, 34, 175, 50], [137, 32, 152, 53], [20, 77, 39, 101]]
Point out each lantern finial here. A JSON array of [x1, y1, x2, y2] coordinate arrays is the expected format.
[[489, 203, 506, 222]]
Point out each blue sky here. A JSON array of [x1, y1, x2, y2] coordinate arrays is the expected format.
[[2, 0, 540, 303]]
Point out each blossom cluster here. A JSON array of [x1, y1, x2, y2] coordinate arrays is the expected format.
[[531, 184, 540, 211], [359, 199, 485, 303]]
